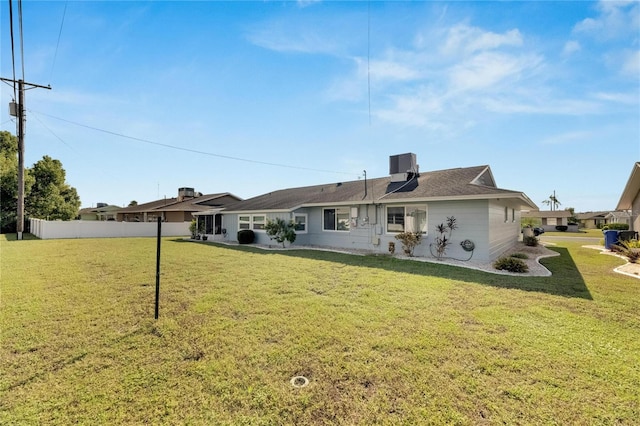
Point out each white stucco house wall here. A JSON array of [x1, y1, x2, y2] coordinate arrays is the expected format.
[[199, 154, 537, 263], [616, 162, 640, 232]]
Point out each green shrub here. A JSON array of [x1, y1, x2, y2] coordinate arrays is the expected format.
[[605, 223, 629, 231], [395, 231, 422, 256], [265, 218, 296, 248], [523, 236, 538, 247], [510, 253, 529, 259], [555, 225, 568, 232], [494, 256, 529, 273], [237, 229, 255, 244]]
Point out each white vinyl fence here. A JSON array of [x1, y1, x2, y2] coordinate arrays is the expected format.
[[30, 219, 191, 240]]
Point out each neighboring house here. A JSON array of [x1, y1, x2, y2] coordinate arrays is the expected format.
[[78, 203, 122, 221], [522, 210, 572, 232], [616, 162, 640, 232], [576, 211, 611, 229], [214, 153, 537, 262], [116, 187, 242, 223], [605, 210, 631, 226]]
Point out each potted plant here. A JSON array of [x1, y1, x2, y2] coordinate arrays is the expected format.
[[198, 221, 207, 241], [189, 219, 197, 239]]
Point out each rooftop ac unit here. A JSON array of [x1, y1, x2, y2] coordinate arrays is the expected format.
[[389, 153, 417, 175]]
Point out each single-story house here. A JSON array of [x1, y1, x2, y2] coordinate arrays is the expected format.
[[204, 153, 537, 262], [576, 211, 611, 229], [616, 162, 640, 232], [78, 203, 121, 221], [522, 210, 573, 232], [605, 210, 631, 226], [116, 187, 242, 223]]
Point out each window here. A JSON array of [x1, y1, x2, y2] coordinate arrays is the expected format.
[[386, 205, 427, 233], [512, 209, 515, 223], [238, 214, 269, 231], [293, 214, 307, 233], [239, 215, 251, 230], [504, 206, 509, 222], [323, 208, 350, 231], [387, 207, 405, 232], [252, 215, 266, 230]]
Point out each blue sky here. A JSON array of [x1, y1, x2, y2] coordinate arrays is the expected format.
[[1, 1, 638, 213]]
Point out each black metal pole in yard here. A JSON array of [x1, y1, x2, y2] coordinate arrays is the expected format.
[[155, 217, 162, 319]]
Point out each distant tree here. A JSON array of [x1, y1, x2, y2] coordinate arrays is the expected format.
[[542, 193, 561, 211], [565, 207, 578, 224], [25, 155, 81, 221], [128, 200, 138, 206], [0, 131, 34, 232]]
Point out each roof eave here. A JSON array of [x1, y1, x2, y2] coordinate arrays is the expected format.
[[616, 163, 640, 210], [221, 208, 293, 214]]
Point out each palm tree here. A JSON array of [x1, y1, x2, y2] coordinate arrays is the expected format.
[[542, 192, 561, 211]]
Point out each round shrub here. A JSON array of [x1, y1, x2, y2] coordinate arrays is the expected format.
[[523, 236, 538, 247], [494, 257, 529, 273], [237, 229, 255, 244]]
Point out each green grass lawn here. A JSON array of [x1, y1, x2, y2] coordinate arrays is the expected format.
[[1, 236, 639, 424], [543, 228, 605, 238]]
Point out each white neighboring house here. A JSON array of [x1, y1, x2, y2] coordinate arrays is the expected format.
[[522, 210, 573, 232], [214, 153, 537, 262], [605, 211, 631, 227], [616, 162, 640, 232]]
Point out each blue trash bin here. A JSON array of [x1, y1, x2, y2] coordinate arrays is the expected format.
[[604, 230, 619, 250]]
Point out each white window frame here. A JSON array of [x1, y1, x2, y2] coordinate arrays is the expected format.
[[238, 214, 267, 232], [293, 213, 308, 234], [252, 215, 266, 231], [323, 207, 350, 232], [385, 205, 428, 234], [239, 215, 251, 230]]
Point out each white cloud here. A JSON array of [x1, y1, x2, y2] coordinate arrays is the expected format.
[[247, 25, 340, 54], [573, 17, 602, 34], [540, 131, 593, 145], [573, 0, 639, 40], [358, 57, 421, 82], [441, 24, 523, 56], [621, 49, 640, 77], [562, 41, 581, 56], [448, 52, 542, 92], [592, 91, 638, 105], [297, 0, 321, 8], [482, 96, 601, 116]]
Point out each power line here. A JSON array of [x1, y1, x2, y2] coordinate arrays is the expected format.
[[30, 111, 74, 150], [32, 111, 357, 177], [18, 0, 25, 81], [49, 1, 68, 84], [367, 0, 371, 126], [8, 0, 17, 101]]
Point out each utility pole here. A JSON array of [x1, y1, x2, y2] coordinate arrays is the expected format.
[[1, 77, 51, 240]]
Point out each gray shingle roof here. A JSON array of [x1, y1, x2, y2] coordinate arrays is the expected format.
[[224, 165, 536, 212], [117, 193, 238, 214]]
